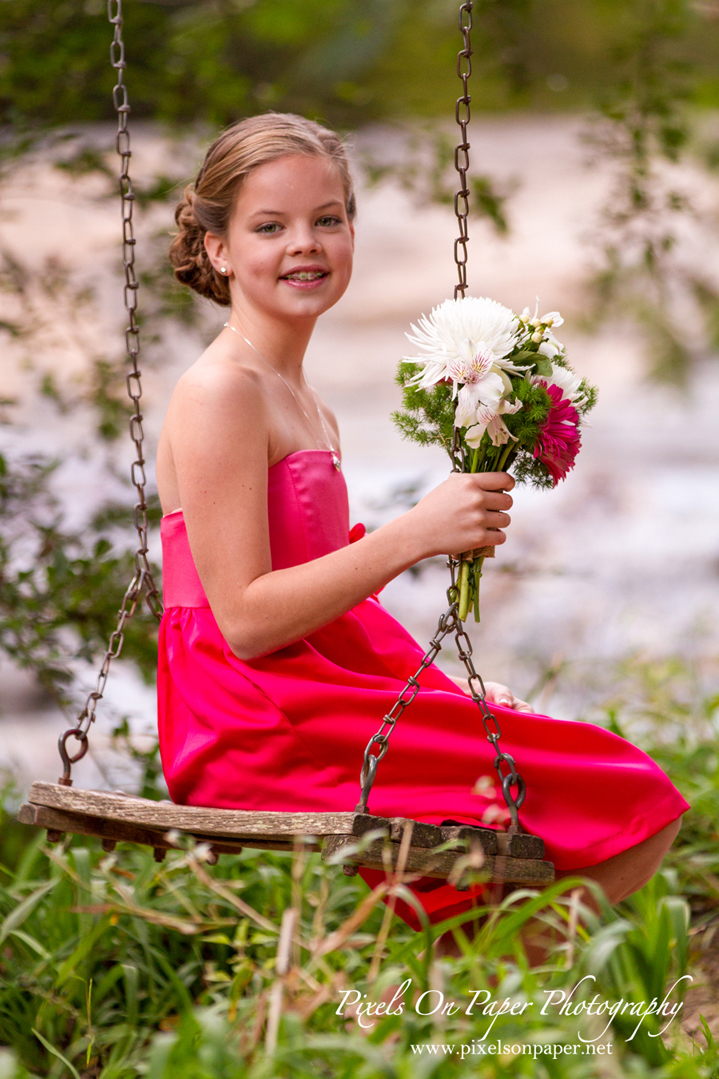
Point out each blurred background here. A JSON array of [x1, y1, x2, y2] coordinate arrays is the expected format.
[[1, 0, 719, 795]]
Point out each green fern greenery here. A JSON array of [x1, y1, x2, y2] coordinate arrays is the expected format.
[[392, 361, 456, 450]]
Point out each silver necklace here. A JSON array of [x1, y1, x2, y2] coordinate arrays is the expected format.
[[224, 320, 341, 470]]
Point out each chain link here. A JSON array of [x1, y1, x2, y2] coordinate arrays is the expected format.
[[453, 2, 473, 299], [58, 0, 163, 786]]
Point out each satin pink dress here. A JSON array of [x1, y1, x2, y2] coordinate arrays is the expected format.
[[157, 449, 687, 928]]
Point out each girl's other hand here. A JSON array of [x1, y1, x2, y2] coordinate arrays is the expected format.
[[453, 677, 532, 712], [408, 471, 514, 560]]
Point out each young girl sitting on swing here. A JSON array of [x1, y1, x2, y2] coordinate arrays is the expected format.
[[157, 112, 686, 928]]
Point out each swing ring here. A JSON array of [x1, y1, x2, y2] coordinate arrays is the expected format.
[[58, 728, 89, 786], [359, 752, 378, 791], [356, 754, 378, 814], [501, 771, 526, 812]]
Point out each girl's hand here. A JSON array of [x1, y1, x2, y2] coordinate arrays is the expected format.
[[408, 472, 514, 560], [484, 680, 532, 712], [453, 677, 532, 712]]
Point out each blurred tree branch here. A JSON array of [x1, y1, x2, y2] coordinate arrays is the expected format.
[[584, 0, 719, 384], [0, 452, 160, 711]]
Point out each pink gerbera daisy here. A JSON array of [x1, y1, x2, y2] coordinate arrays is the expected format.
[[534, 382, 581, 486]]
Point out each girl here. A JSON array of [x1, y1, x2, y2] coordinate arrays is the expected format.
[[158, 113, 686, 929]]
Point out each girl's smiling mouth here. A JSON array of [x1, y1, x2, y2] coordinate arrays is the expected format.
[[280, 265, 329, 289]]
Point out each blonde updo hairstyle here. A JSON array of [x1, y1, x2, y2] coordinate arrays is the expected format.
[[169, 113, 356, 306]]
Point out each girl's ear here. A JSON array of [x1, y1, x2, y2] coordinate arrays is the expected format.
[[205, 231, 232, 276], [349, 220, 355, 250]]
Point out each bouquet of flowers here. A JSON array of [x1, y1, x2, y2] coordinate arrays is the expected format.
[[393, 295, 597, 622]]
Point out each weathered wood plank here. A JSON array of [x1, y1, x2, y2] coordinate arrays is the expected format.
[[350, 814, 390, 838], [388, 818, 443, 848], [440, 825, 499, 855], [18, 803, 243, 854], [17, 803, 319, 855], [27, 782, 355, 839], [322, 833, 456, 878], [498, 832, 545, 859], [321, 833, 555, 885], [351, 815, 445, 848]]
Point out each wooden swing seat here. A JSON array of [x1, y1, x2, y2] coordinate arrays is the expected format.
[[18, 782, 554, 887]]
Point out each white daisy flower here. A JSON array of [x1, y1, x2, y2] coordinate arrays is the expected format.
[[405, 296, 525, 394]]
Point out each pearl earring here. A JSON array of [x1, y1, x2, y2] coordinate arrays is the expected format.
[[220, 267, 227, 275]]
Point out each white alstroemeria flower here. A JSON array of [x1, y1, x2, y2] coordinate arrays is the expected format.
[[465, 398, 521, 448], [540, 310, 564, 328], [406, 296, 524, 391], [532, 363, 586, 406], [450, 346, 511, 427]]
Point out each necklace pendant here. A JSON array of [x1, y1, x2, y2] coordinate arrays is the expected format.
[[332, 453, 341, 471]]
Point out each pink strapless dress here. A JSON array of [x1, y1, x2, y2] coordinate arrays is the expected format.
[[158, 449, 687, 928]]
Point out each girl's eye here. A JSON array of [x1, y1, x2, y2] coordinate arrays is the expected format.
[[256, 222, 282, 234], [316, 215, 341, 227]]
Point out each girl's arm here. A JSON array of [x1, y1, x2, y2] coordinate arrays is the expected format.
[[168, 363, 514, 660]]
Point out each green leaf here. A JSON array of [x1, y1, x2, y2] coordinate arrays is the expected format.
[[122, 963, 139, 1030], [533, 356, 553, 377], [4, 927, 50, 960], [0, 878, 57, 945], [55, 918, 109, 988], [31, 1029, 81, 1079]]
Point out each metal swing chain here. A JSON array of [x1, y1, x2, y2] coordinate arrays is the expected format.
[[355, 577, 526, 831], [355, 0, 527, 832], [454, 1, 473, 299], [58, 0, 163, 785]]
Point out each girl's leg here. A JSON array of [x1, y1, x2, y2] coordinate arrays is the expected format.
[[435, 817, 682, 961], [553, 816, 682, 906]]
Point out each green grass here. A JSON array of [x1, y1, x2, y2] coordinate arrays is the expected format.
[[1, 654, 718, 1078]]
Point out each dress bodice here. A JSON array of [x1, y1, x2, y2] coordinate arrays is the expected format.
[[161, 449, 351, 608]]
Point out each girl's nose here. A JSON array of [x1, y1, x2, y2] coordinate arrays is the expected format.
[[287, 227, 322, 256]]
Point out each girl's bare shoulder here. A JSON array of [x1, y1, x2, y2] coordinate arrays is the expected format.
[[168, 344, 266, 428]]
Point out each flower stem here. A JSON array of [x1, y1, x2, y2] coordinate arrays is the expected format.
[[473, 557, 484, 622], [473, 438, 489, 473], [497, 440, 515, 471], [458, 558, 472, 622], [504, 443, 521, 470]]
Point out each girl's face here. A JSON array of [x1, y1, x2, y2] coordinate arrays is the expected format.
[[206, 153, 355, 323]]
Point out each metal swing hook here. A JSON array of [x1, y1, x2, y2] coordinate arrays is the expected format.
[[502, 772, 527, 814], [495, 752, 527, 831], [58, 727, 90, 787], [356, 751, 379, 815]]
